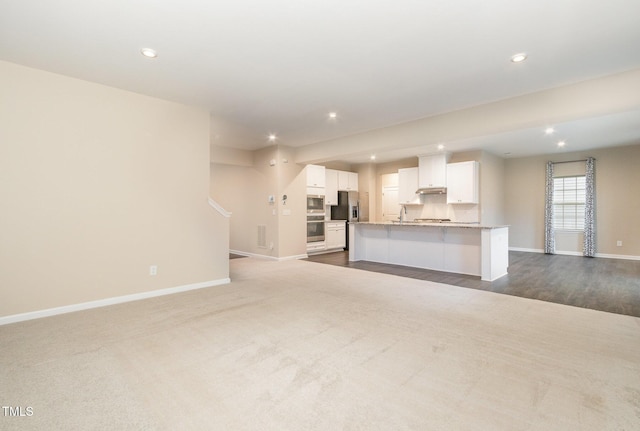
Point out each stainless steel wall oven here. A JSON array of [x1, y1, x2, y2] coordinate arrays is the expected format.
[[306, 214, 325, 243], [306, 194, 326, 243], [306, 194, 325, 213]]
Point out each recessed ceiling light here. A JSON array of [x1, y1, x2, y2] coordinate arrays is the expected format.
[[141, 48, 157, 58], [328, 112, 337, 119], [370, 155, 376, 160], [545, 127, 555, 135], [511, 52, 527, 63], [268, 134, 277, 142], [437, 144, 445, 150], [557, 141, 566, 147]]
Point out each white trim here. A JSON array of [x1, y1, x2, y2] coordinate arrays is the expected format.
[[595, 253, 640, 261], [0, 278, 231, 326], [509, 247, 586, 256], [277, 254, 308, 261], [208, 197, 232, 218], [509, 247, 544, 253], [230, 250, 308, 261], [555, 250, 583, 257], [308, 248, 343, 256], [509, 247, 640, 261], [230, 250, 278, 260]]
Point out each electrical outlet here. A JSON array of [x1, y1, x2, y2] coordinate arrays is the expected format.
[[149, 265, 158, 276], [616, 240, 622, 247]]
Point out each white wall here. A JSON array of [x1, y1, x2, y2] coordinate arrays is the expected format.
[[210, 163, 264, 254], [276, 146, 307, 259], [0, 61, 229, 318], [478, 151, 505, 226], [210, 144, 306, 259]]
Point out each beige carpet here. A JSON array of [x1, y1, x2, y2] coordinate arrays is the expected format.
[[1, 257, 639, 430]]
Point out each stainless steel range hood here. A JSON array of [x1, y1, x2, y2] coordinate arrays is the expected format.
[[415, 187, 447, 195]]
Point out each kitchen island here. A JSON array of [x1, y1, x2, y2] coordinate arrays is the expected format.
[[348, 222, 509, 281]]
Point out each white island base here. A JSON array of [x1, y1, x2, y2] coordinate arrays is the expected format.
[[348, 223, 509, 281]]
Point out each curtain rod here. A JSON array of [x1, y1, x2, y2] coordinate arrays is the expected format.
[[551, 158, 593, 165]]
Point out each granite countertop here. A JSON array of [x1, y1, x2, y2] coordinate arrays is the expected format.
[[353, 221, 509, 229]]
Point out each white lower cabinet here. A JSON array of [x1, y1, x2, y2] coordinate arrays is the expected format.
[[350, 223, 508, 281], [306, 241, 326, 253], [326, 221, 346, 250]]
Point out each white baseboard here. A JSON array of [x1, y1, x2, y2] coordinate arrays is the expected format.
[[509, 247, 544, 253], [0, 277, 231, 326], [230, 249, 308, 261], [595, 253, 640, 261], [230, 250, 278, 261], [277, 254, 309, 261], [509, 247, 640, 260], [509, 247, 585, 256], [556, 250, 584, 257], [308, 247, 345, 256]]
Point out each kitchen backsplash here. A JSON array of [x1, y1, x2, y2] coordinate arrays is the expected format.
[[404, 195, 480, 223]]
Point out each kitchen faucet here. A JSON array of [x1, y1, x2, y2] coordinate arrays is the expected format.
[[399, 205, 407, 224]]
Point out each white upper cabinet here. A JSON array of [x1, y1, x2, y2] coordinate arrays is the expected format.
[[446, 161, 479, 204], [325, 169, 339, 205], [306, 164, 326, 195], [306, 164, 326, 188], [318, 168, 357, 199], [338, 171, 358, 191], [398, 167, 420, 204], [419, 154, 449, 188]]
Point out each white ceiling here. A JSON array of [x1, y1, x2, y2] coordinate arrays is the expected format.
[[2, 0, 640, 161], [346, 109, 640, 164]]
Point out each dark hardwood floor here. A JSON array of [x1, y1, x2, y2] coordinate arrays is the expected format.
[[304, 251, 640, 318]]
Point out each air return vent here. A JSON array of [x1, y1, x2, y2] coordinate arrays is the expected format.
[[257, 225, 267, 248]]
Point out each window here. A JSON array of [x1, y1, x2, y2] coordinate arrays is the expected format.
[[553, 176, 586, 230]]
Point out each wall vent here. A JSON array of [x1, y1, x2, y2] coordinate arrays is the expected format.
[[257, 225, 267, 248]]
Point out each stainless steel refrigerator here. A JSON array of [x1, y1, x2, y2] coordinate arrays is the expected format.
[[330, 191, 359, 250]]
